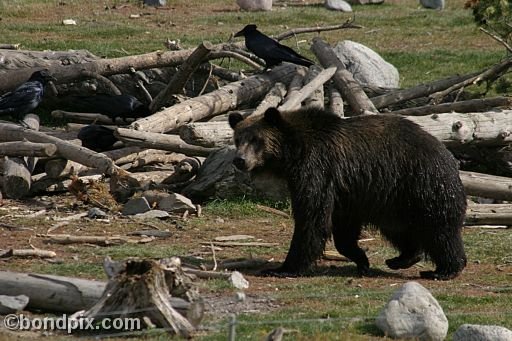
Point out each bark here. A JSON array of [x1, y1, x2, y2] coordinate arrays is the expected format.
[[406, 110, 512, 147], [310, 37, 378, 115], [460, 170, 512, 201], [115, 128, 217, 157], [150, 41, 214, 113], [179, 122, 233, 148], [279, 66, 336, 112], [465, 203, 512, 225], [130, 63, 299, 133], [389, 96, 512, 116], [0, 122, 116, 175], [282, 67, 307, 107]]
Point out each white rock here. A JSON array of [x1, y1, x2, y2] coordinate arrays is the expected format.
[[453, 324, 512, 341], [236, 0, 272, 11], [333, 40, 399, 88], [325, 0, 353, 11], [62, 19, 76, 25], [0, 294, 29, 314], [229, 271, 249, 289], [158, 193, 196, 213], [375, 281, 448, 341]]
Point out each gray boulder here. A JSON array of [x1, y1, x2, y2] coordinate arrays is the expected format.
[[144, 0, 166, 6], [0, 294, 29, 314], [122, 197, 151, 216], [325, 0, 353, 12], [453, 324, 512, 341], [419, 0, 444, 9], [236, 0, 272, 11], [376, 281, 448, 341], [333, 40, 399, 88]]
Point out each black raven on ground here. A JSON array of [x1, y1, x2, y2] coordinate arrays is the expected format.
[[0, 69, 55, 121], [78, 125, 119, 152], [234, 24, 314, 69], [67, 93, 150, 123]]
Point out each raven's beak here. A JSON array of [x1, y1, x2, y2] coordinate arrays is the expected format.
[[234, 29, 244, 38]]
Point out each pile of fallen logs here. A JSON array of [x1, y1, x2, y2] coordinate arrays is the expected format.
[[1, 22, 512, 227]]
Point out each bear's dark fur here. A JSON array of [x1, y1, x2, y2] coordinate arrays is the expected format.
[[229, 107, 467, 280]]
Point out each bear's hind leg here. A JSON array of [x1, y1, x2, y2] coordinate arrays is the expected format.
[[386, 252, 422, 270], [332, 219, 370, 276], [420, 230, 466, 280]]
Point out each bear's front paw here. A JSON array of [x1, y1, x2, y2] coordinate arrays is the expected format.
[[357, 265, 371, 277]]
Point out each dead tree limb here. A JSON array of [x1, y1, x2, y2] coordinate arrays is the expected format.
[[131, 63, 299, 133], [0, 141, 57, 157], [251, 82, 287, 116], [115, 128, 217, 157], [479, 27, 512, 53], [279, 65, 336, 112], [460, 170, 512, 201], [311, 37, 378, 115], [150, 41, 214, 113], [282, 67, 307, 106], [429, 57, 512, 103], [0, 122, 116, 175], [51, 110, 132, 125], [275, 19, 362, 41], [389, 96, 512, 116]]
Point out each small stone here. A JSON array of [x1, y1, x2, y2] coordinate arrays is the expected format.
[[325, 0, 353, 11], [133, 210, 170, 220], [376, 281, 448, 341], [87, 207, 108, 219], [158, 193, 196, 214], [229, 271, 249, 289], [62, 19, 76, 25], [236, 0, 272, 11], [419, 0, 444, 9], [235, 292, 246, 302], [144, 0, 166, 6], [122, 197, 151, 216], [0, 295, 29, 314], [453, 324, 512, 341]]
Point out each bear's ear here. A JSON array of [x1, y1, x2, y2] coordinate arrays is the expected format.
[[263, 107, 283, 126], [228, 113, 244, 129]]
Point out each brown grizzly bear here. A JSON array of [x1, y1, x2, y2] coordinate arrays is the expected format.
[[229, 107, 467, 280]]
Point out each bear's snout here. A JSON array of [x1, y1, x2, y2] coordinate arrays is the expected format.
[[233, 156, 248, 171]]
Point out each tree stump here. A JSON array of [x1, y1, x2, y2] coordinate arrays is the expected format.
[[82, 257, 201, 337]]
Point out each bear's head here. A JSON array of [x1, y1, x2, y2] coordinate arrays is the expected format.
[[228, 107, 284, 172]]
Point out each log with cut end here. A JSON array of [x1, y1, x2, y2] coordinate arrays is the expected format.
[[251, 82, 287, 117], [83, 258, 198, 337], [406, 110, 512, 147], [179, 121, 233, 148], [0, 141, 57, 157], [130, 63, 299, 133]]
